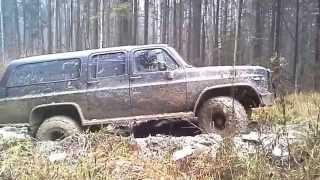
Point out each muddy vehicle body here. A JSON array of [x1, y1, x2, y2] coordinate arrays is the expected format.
[[0, 44, 273, 140]]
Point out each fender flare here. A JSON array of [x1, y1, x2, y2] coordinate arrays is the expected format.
[[29, 102, 86, 126], [193, 83, 262, 113]]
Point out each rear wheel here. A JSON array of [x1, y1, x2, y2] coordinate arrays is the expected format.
[[198, 96, 248, 136], [36, 116, 81, 141]]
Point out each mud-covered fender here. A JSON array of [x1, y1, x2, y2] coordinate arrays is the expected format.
[[193, 83, 262, 114], [29, 102, 85, 134]]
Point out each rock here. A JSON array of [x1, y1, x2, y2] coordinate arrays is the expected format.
[[0, 127, 30, 140], [48, 152, 67, 162], [132, 133, 223, 160], [172, 146, 199, 161]]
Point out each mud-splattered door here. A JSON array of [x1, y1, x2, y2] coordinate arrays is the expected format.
[[130, 48, 187, 116], [86, 52, 131, 120]]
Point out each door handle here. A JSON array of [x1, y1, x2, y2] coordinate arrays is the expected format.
[[130, 76, 142, 80], [166, 71, 174, 80], [87, 80, 100, 85]]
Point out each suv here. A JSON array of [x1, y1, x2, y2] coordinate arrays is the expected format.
[[0, 44, 273, 140]]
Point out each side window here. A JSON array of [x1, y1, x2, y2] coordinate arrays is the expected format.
[[92, 52, 126, 78], [134, 49, 178, 73], [8, 59, 80, 87]]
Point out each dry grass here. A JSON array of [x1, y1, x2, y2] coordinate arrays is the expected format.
[[1, 93, 320, 179], [253, 93, 320, 124]]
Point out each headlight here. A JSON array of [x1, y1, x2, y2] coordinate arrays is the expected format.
[[252, 75, 268, 91]]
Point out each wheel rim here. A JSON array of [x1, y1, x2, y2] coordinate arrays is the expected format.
[[211, 112, 227, 130], [49, 128, 67, 141]]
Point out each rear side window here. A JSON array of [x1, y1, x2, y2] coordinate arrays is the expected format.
[[92, 52, 126, 78], [8, 59, 81, 87]]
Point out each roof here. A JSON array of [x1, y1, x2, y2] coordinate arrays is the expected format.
[[10, 44, 169, 66]]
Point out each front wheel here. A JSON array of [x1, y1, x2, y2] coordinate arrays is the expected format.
[[36, 116, 81, 141], [198, 96, 248, 137]]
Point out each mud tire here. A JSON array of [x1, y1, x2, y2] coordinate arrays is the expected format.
[[198, 96, 248, 136], [36, 116, 81, 141]]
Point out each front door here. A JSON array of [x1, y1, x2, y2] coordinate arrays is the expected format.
[[130, 48, 187, 116], [86, 51, 131, 120]]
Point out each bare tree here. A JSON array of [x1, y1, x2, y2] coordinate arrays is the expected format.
[[144, 0, 149, 45], [293, 0, 300, 93], [55, 0, 61, 52], [118, 0, 129, 46], [274, 0, 282, 56], [14, 0, 21, 57], [201, 0, 208, 64], [315, 0, 320, 90], [191, 0, 202, 65], [253, 0, 263, 61], [215, 0, 220, 48], [133, 0, 138, 45], [0, 0, 4, 63], [233, 0, 243, 66], [92, 0, 99, 49], [47, 0, 53, 54], [75, 0, 81, 50]]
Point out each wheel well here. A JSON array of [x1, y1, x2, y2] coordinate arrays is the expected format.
[[29, 104, 82, 135], [194, 86, 261, 116]]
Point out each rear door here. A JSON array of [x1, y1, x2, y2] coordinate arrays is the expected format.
[[86, 51, 131, 120], [130, 48, 187, 116]]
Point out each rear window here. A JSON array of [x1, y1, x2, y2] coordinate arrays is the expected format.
[[7, 59, 81, 87]]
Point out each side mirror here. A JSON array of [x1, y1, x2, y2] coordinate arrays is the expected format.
[[158, 62, 167, 71]]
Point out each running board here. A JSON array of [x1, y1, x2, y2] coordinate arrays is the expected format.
[[82, 112, 195, 126]]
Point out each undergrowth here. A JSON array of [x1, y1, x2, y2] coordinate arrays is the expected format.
[[1, 93, 320, 179]]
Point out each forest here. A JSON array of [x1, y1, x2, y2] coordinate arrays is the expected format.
[[0, 0, 319, 92]]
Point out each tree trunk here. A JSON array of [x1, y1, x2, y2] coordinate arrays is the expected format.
[[253, 0, 263, 61], [191, 0, 202, 65], [118, 0, 129, 46], [75, 0, 81, 50], [233, 0, 243, 67], [69, 0, 74, 51], [92, 0, 99, 49], [152, 0, 157, 44], [144, 0, 149, 45], [133, 0, 138, 45], [214, 0, 220, 48], [13, 0, 21, 57], [293, 0, 300, 93], [106, 0, 110, 47], [161, 0, 168, 44], [47, 0, 53, 54], [22, 0, 27, 56], [173, 0, 177, 48], [315, 0, 320, 90], [274, 0, 282, 56], [55, 0, 61, 52], [269, 0, 276, 57], [201, 0, 208, 65], [186, 0, 192, 61], [0, 0, 5, 63], [84, 0, 90, 49], [99, 0, 104, 48], [222, 0, 228, 41], [178, 0, 184, 53]]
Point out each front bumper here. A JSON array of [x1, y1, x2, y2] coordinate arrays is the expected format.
[[260, 92, 274, 106]]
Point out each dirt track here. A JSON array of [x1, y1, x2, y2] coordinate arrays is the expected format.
[[0, 120, 311, 163]]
